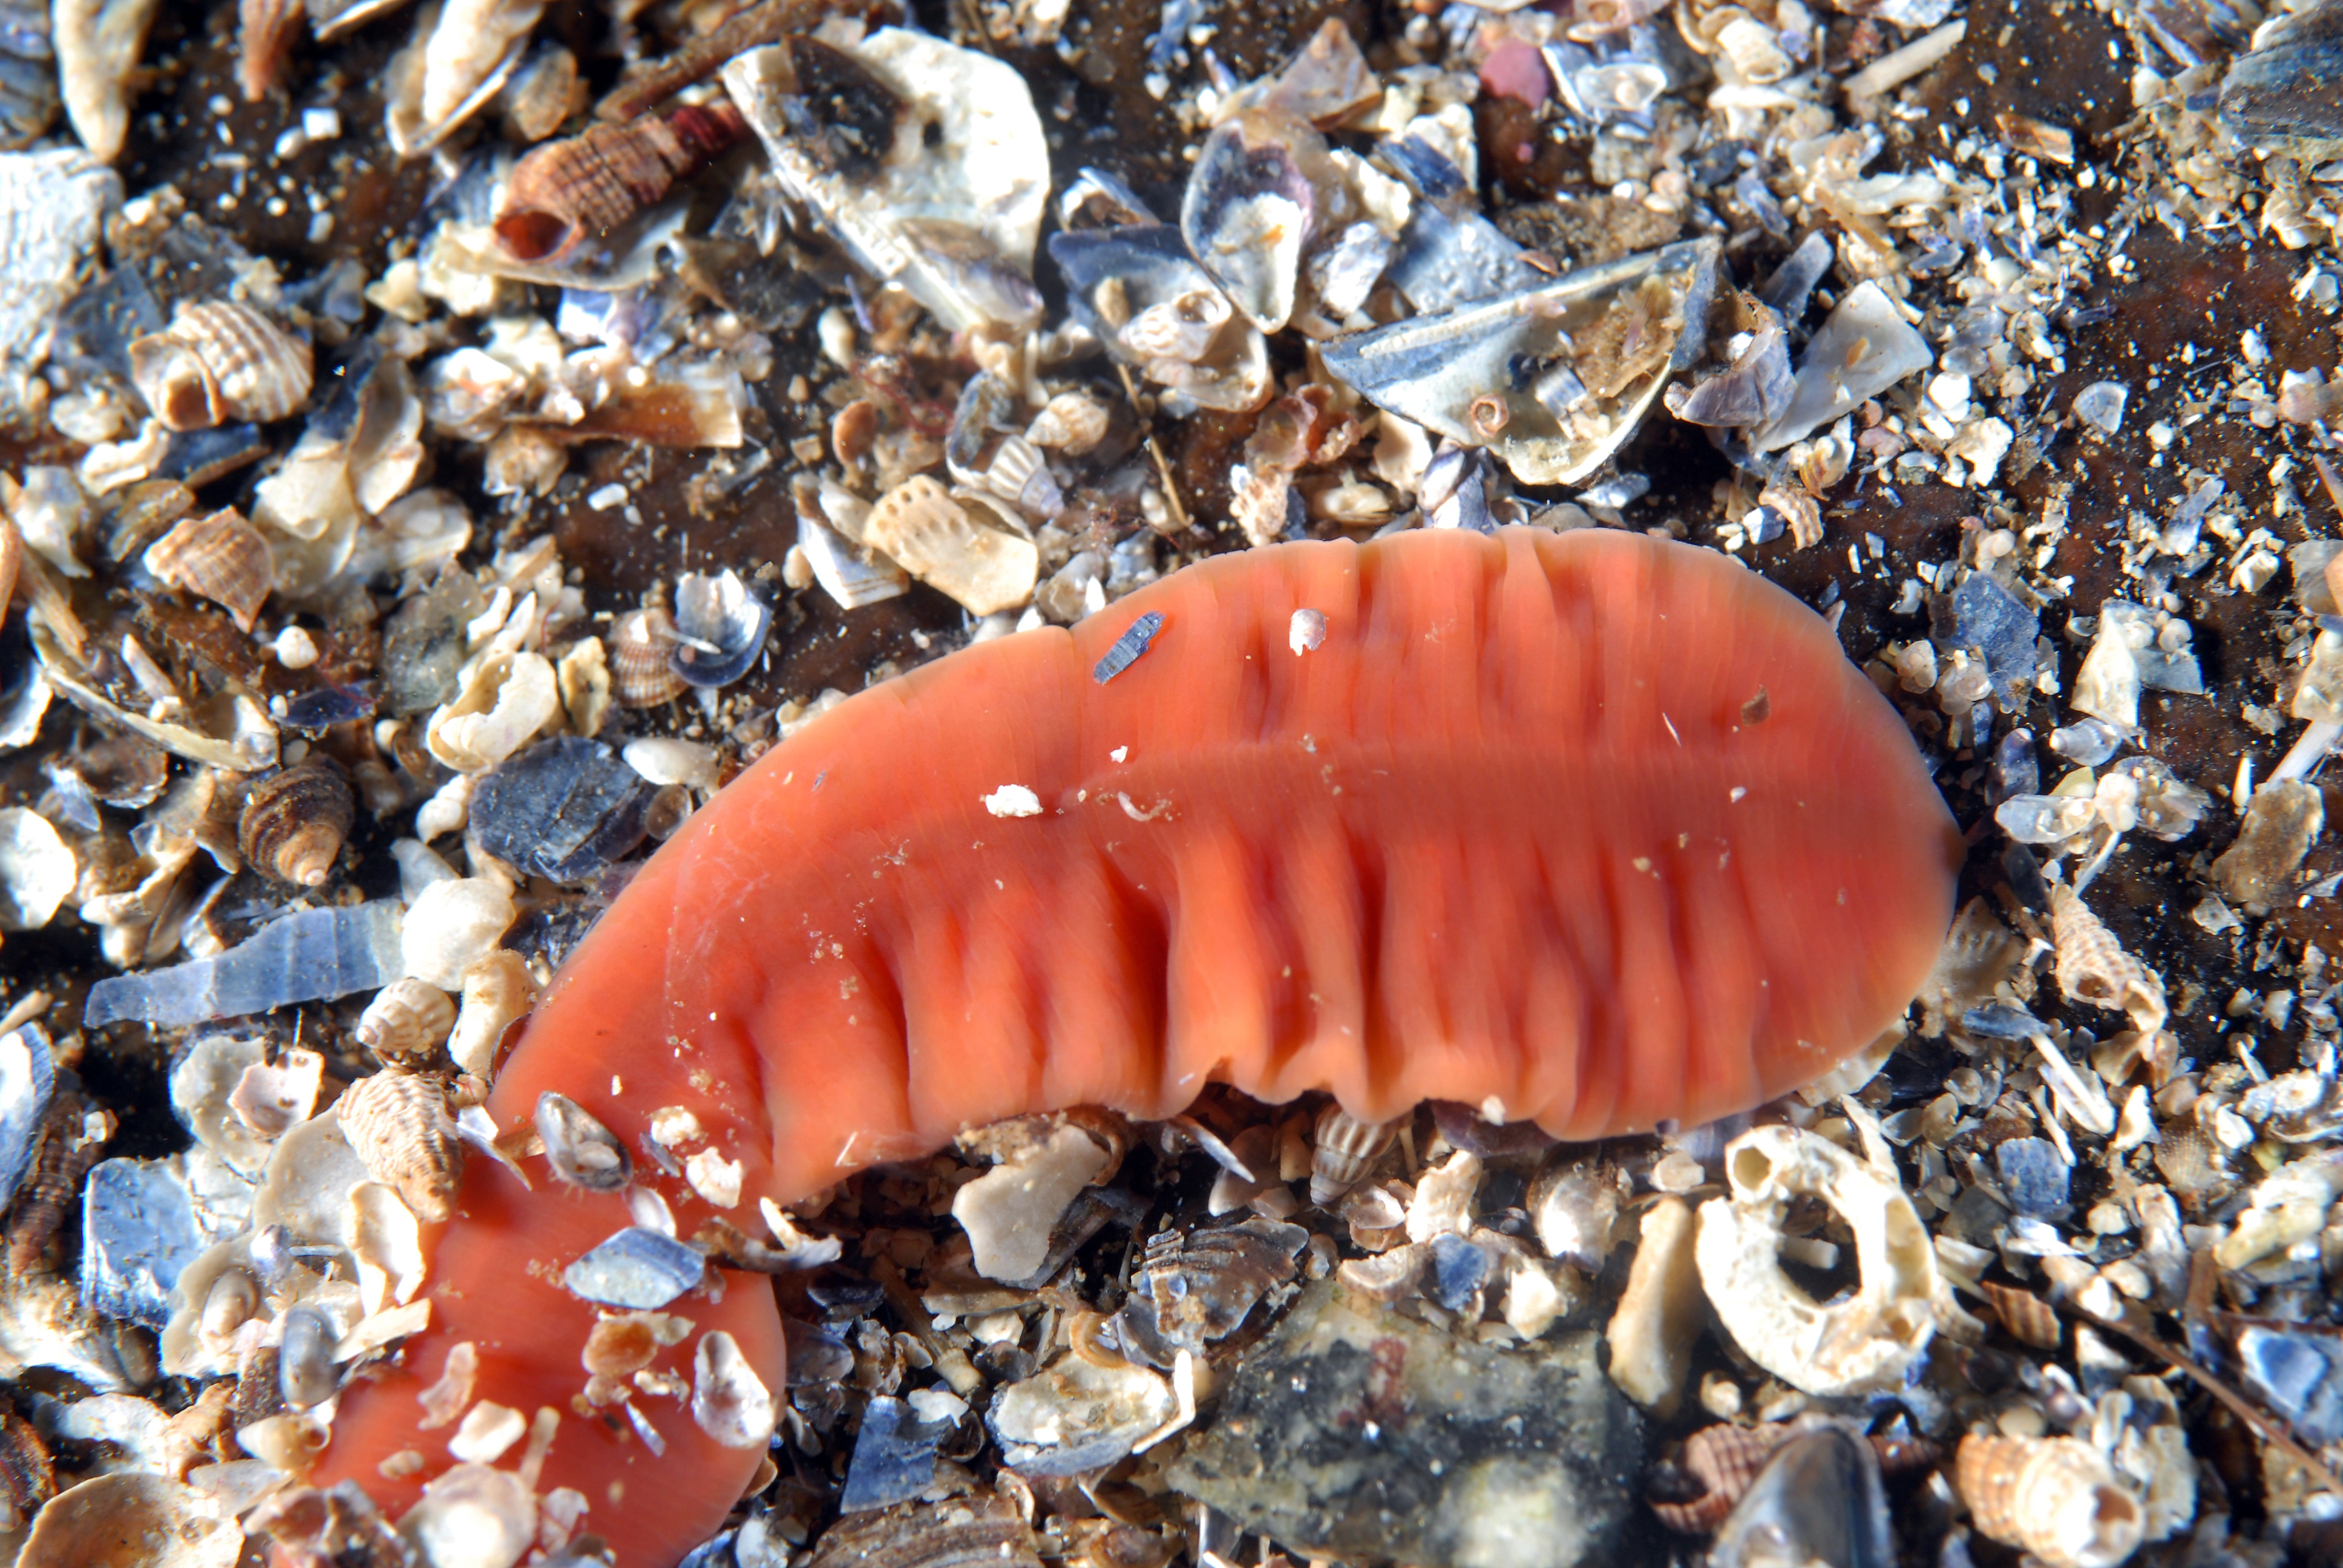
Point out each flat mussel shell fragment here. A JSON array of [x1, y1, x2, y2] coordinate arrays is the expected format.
[[470, 734, 654, 881], [669, 568, 770, 689], [2219, 2, 2343, 157], [536, 1090, 632, 1191], [1710, 1428, 1893, 1568], [1181, 107, 1345, 333], [1320, 237, 1722, 486]]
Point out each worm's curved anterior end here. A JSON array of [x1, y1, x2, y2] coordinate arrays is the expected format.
[[310, 528, 1958, 1566]]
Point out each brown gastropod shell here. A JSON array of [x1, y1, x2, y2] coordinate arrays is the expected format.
[[337, 1070, 464, 1224], [496, 102, 747, 263], [356, 977, 459, 1063], [239, 757, 354, 887], [1953, 1433, 2144, 1568], [610, 606, 685, 707]]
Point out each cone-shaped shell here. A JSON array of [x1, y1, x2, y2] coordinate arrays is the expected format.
[[336, 1069, 462, 1224], [239, 757, 353, 887], [310, 529, 1960, 1566], [1955, 1434, 2145, 1568]]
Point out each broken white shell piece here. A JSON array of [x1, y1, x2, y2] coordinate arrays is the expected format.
[[951, 1121, 1109, 1281], [351, 1181, 425, 1317], [1404, 1148, 1481, 1243], [398, 1464, 537, 1568], [1748, 281, 1932, 453], [990, 1349, 1176, 1469], [722, 30, 1049, 333], [402, 878, 516, 991], [447, 1400, 526, 1465], [2071, 608, 2147, 733], [1694, 1125, 1945, 1398], [1289, 608, 1328, 654], [685, 1147, 742, 1209], [227, 1050, 324, 1141], [447, 950, 533, 1079], [691, 1330, 778, 1448], [426, 650, 559, 773], [0, 808, 77, 932], [1604, 1195, 1703, 1414], [984, 785, 1043, 818], [795, 508, 909, 611]]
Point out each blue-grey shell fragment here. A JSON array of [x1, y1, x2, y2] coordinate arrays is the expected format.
[[1993, 1137, 2071, 1220], [2240, 1325, 2343, 1445], [841, 1395, 946, 1513], [1320, 237, 1721, 487], [471, 737, 654, 882], [2219, 4, 2343, 156], [84, 902, 405, 1028], [1712, 1428, 1893, 1568], [1093, 612, 1165, 685], [0, 1022, 54, 1209], [80, 1156, 208, 1327], [563, 1226, 709, 1309]]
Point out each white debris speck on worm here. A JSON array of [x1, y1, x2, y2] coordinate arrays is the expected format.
[[1290, 608, 1327, 654], [984, 785, 1043, 818]]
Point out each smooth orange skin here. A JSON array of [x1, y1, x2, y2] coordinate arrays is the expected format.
[[315, 528, 1960, 1564]]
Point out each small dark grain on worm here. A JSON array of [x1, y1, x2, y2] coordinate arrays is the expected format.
[[310, 528, 1961, 1567]]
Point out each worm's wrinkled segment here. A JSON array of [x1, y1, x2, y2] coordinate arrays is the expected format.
[[314, 528, 1957, 1564]]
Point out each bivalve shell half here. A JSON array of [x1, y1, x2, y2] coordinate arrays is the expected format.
[[1955, 1434, 2145, 1568], [669, 569, 771, 690], [239, 756, 354, 886], [861, 474, 1038, 617], [610, 607, 686, 707], [128, 301, 313, 431], [143, 508, 274, 632], [336, 1069, 463, 1224]]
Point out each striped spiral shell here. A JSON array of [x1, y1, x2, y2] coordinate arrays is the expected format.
[[337, 1070, 464, 1224], [611, 607, 686, 707], [355, 977, 458, 1062], [239, 757, 353, 887], [1954, 1434, 2143, 1568]]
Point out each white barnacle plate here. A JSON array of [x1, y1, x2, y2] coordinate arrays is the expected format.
[[1319, 237, 1722, 486], [1694, 1124, 1963, 1398], [722, 30, 1049, 333]]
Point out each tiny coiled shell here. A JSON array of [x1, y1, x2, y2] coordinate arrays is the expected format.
[[1954, 1434, 2145, 1568], [448, 950, 534, 1079], [611, 607, 686, 707], [338, 1069, 463, 1224], [536, 1091, 631, 1191], [143, 508, 274, 633], [1026, 391, 1110, 457], [862, 474, 1040, 618], [356, 976, 458, 1062], [127, 301, 313, 431], [278, 1302, 337, 1409], [2050, 884, 2168, 1034], [1309, 1104, 1400, 1205], [238, 756, 354, 887], [1976, 1279, 2062, 1350]]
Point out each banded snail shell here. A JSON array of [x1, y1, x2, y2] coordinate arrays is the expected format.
[[1309, 1105, 1401, 1205]]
